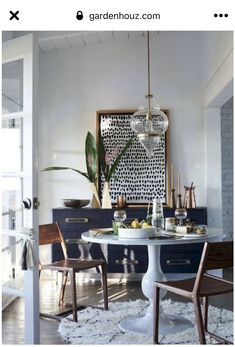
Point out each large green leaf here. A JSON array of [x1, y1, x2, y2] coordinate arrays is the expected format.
[[107, 138, 133, 181], [85, 132, 97, 183], [42, 166, 89, 180], [98, 136, 108, 180]]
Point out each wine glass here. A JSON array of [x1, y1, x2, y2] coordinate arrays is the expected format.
[[175, 208, 187, 226], [113, 210, 127, 222], [112, 210, 127, 235]]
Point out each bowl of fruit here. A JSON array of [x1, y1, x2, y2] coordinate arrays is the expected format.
[[118, 218, 156, 239]]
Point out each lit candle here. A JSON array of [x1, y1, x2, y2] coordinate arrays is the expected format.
[[171, 164, 174, 190], [178, 171, 180, 195]]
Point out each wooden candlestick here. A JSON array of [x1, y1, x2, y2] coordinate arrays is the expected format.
[[176, 193, 183, 209], [177, 171, 180, 195], [170, 188, 176, 208], [171, 164, 174, 190]]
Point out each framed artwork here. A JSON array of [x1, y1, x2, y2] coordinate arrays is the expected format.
[[96, 110, 170, 206]]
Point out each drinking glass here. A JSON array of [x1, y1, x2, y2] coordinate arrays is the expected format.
[[112, 210, 127, 235], [113, 210, 127, 222], [175, 208, 187, 226]]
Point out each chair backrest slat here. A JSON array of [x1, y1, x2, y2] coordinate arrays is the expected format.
[[39, 223, 68, 259], [39, 223, 62, 245], [193, 241, 233, 294]]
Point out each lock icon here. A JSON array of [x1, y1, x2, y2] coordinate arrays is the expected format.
[[76, 11, 83, 20]]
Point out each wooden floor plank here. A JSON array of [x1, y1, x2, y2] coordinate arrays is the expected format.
[[2, 270, 233, 345]]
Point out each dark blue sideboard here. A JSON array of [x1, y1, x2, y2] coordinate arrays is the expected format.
[[52, 207, 207, 274]]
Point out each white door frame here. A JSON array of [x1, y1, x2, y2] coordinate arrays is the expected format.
[[2, 33, 40, 344]]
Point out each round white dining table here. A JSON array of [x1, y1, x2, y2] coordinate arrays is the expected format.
[[82, 228, 222, 336]]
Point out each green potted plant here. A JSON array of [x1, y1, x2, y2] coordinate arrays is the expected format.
[[43, 132, 101, 208]]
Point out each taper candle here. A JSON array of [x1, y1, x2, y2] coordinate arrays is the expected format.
[[178, 171, 180, 194], [171, 164, 174, 189]]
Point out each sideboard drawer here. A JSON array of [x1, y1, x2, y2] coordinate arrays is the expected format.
[[54, 213, 101, 231], [162, 243, 204, 254], [108, 247, 148, 273]]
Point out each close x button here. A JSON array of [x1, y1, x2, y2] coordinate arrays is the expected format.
[[9, 11, 20, 20]]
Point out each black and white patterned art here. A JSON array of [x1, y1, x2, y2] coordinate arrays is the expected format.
[[98, 111, 167, 204]]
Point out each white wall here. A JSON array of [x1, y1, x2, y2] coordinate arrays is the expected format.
[[204, 108, 222, 228], [38, 32, 205, 225], [200, 31, 233, 91], [200, 31, 233, 108], [200, 31, 233, 230]]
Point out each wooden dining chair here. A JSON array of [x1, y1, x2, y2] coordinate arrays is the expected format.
[[39, 223, 108, 322], [153, 241, 233, 344]]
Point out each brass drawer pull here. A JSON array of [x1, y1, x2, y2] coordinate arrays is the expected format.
[[65, 218, 89, 224], [65, 238, 89, 244], [167, 259, 191, 265], [115, 259, 139, 265]]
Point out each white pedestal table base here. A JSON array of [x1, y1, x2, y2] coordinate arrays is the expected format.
[[119, 244, 193, 336], [119, 302, 193, 336]]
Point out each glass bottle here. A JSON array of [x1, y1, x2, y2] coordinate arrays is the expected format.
[[152, 198, 164, 233]]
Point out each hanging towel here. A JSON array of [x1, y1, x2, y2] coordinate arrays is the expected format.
[[19, 240, 36, 270], [20, 241, 28, 270]]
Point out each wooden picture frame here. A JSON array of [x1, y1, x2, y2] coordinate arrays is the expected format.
[[96, 109, 170, 206]]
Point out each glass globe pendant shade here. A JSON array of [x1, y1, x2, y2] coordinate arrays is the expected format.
[[130, 95, 168, 135], [130, 94, 169, 156]]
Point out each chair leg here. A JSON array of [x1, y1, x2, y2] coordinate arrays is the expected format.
[[101, 263, 108, 310], [193, 297, 206, 344], [59, 271, 68, 305], [153, 286, 160, 344], [70, 269, 77, 322], [203, 296, 232, 344], [203, 296, 208, 332]]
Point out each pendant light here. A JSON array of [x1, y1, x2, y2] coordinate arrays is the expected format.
[[130, 31, 168, 157]]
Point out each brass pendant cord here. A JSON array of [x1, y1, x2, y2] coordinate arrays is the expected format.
[[147, 31, 151, 98], [147, 31, 152, 120]]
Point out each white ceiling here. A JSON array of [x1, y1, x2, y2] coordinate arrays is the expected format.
[[4, 31, 199, 53], [38, 31, 147, 52]]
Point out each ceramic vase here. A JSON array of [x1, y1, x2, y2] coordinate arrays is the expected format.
[[102, 181, 112, 209], [90, 182, 101, 208]]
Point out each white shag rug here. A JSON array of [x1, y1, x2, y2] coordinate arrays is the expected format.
[[58, 299, 233, 344]]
